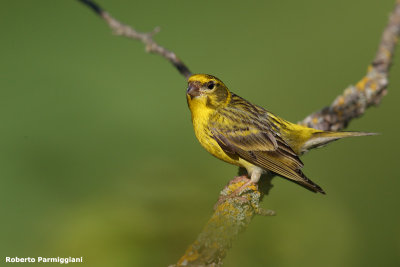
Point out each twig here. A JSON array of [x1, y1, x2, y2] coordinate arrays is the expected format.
[[78, 0, 192, 79], [78, 0, 400, 266]]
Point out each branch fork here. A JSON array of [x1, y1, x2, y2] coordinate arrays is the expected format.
[[78, 0, 400, 265]]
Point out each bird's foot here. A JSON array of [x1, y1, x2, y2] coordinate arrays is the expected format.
[[214, 176, 258, 210], [230, 176, 257, 196]]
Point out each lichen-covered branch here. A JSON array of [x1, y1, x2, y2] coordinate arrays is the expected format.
[[175, 175, 275, 267], [300, 1, 400, 131], [78, 1, 400, 266], [78, 0, 192, 79]]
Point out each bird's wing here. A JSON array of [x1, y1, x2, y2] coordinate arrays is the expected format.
[[210, 109, 324, 193], [210, 124, 303, 171], [210, 123, 279, 152]]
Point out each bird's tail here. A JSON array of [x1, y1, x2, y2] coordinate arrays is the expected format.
[[300, 131, 377, 154]]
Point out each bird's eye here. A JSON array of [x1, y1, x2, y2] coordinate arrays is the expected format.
[[207, 81, 215, 90]]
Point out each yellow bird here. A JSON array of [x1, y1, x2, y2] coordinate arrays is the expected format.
[[186, 74, 375, 194]]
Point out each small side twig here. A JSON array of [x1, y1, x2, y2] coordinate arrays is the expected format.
[[78, 0, 192, 79]]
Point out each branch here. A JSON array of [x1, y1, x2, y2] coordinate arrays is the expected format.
[[78, 1, 400, 266], [78, 0, 192, 79], [300, 1, 400, 131], [174, 175, 275, 267]]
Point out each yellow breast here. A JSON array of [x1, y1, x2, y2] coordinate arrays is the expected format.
[[188, 96, 240, 166]]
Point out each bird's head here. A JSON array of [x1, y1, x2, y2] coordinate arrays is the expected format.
[[186, 74, 231, 110]]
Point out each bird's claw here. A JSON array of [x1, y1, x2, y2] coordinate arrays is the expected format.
[[213, 176, 257, 210]]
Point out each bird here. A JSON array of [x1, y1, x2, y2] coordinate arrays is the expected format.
[[186, 74, 375, 194]]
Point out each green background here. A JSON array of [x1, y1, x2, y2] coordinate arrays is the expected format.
[[1, 0, 399, 266]]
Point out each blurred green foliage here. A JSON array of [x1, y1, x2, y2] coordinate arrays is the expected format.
[[1, 0, 399, 266]]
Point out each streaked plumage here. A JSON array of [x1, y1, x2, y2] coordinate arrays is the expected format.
[[186, 74, 375, 194]]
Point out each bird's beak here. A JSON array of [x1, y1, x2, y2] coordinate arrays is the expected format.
[[187, 83, 201, 99]]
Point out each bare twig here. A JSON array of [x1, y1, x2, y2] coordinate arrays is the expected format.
[[78, 1, 400, 266], [78, 0, 192, 79]]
